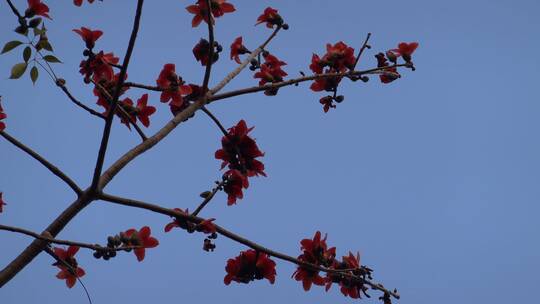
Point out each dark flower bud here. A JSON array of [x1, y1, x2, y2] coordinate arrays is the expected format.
[[93, 251, 102, 259], [109, 250, 117, 258], [282, 23, 289, 30], [335, 95, 344, 103], [28, 18, 42, 28], [215, 44, 223, 53]]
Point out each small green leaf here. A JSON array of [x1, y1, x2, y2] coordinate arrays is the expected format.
[[33, 27, 45, 36], [23, 46, 31, 62], [30, 66, 39, 84], [41, 40, 53, 52], [1, 41, 23, 54], [10, 62, 27, 79], [42, 55, 61, 63]]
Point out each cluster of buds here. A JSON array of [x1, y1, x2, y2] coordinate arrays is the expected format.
[[164, 207, 218, 251], [92, 232, 139, 260], [193, 39, 223, 66]]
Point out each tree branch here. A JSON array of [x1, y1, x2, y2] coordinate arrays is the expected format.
[[201, 0, 215, 92], [90, 0, 145, 191], [56, 82, 106, 119], [98, 193, 400, 299], [0, 131, 82, 195], [191, 180, 224, 217]]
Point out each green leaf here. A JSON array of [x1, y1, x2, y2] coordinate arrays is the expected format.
[[33, 27, 45, 36], [23, 46, 31, 62], [41, 40, 53, 52], [1, 40, 23, 54], [10, 62, 27, 79], [30, 66, 39, 84], [42, 55, 61, 63]]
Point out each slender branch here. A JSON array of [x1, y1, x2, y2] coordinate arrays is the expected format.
[[90, 0, 145, 191], [0, 131, 82, 195], [98, 193, 400, 299], [201, 0, 215, 92], [56, 82, 106, 119], [5, 0, 22, 19], [209, 64, 409, 104], [0, 224, 140, 252], [191, 180, 224, 217], [352, 32, 372, 70], [201, 107, 228, 136], [123, 82, 162, 91]]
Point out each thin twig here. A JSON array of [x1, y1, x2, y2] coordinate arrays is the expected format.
[[57, 83, 106, 119], [123, 82, 162, 91], [0, 224, 140, 252], [352, 32, 372, 70], [0, 131, 82, 195], [201, 107, 228, 136], [98, 193, 400, 299], [201, 0, 215, 92], [191, 180, 224, 216], [90, 0, 145, 191]]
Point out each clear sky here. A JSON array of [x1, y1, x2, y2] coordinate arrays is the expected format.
[[1, 0, 539, 303]]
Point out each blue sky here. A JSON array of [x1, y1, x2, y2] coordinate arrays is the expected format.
[[1, 0, 539, 303]]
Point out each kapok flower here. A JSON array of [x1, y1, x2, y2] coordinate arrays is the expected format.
[[164, 208, 216, 234], [73, 27, 103, 49], [186, 0, 236, 27], [223, 169, 248, 205], [230, 36, 249, 64], [215, 119, 266, 178], [319, 96, 336, 113], [74, 0, 95, 6], [79, 51, 119, 83], [0, 192, 6, 213], [224, 249, 276, 285], [322, 41, 356, 72], [0, 100, 7, 131], [255, 7, 283, 28], [117, 98, 136, 129], [53, 246, 85, 289], [193, 39, 217, 66], [135, 94, 156, 128], [164, 208, 190, 232], [93, 73, 129, 114], [124, 226, 159, 262], [293, 231, 336, 291], [253, 54, 287, 93], [156, 64, 192, 107], [26, 0, 51, 19], [391, 42, 419, 62], [375, 53, 400, 84], [325, 252, 365, 299]]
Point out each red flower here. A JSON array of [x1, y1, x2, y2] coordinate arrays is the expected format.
[[79, 51, 119, 83], [117, 98, 136, 129], [0, 100, 7, 131], [52, 246, 85, 289], [26, 0, 51, 19], [230, 36, 249, 64], [164, 208, 216, 234], [309, 54, 323, 74], [293, 231, 336, 291], [375, 53, 400, 84], [215, 119, 266, 178], [164, 208, 190, 232], [74, 0, 95, 6], [322, 41, 355, 72], [223, 169, 248, 205], [255, 7, 283, 28], [325, 252, 364, 299], [253, 54, 287, 89], [224, 249, 276, 285], [0, 192, 6, 213], [156, 64, 192, 107], [319, 96, 336, 113], [186, 0, 235, 27], [124, 226, 159, 262], [73, 27, 103, 49], [391, 42, 419, 62], [93, 73, 129, 113], [309, 76, 342, 92], [135, 94, 156, 127], [193, 39, 217, 66]]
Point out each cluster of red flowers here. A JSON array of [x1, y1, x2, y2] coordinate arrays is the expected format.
[[376, 42, 419, 84], [53, 246, 86, 288], [116, 94, 156, 129], [0, 99, 6, 131], [215, 120, 266, 204], [253, 53, 288, 96], [186, 0, 236, 27], [0, 192, 6, 213], [325, 252, 366, 299], [293, 231, 336, 291], [224, 249, 276, 285], [26, 0, 50, 19], [255, 7, 284, 28], [156, 63, 194, 112], [123, 226, 159, 262], [229, 36, 249, 64]]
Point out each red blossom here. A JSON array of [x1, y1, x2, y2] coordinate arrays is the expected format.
[[224, 249, 276, 285], [293, 231, 336, 291], [135, 94, 156, 127], [93, 73, 129, 114], [215, 119, 266, 179], [156, 64, 192, 108], [223, 169, 248, 205], [52, 246, 85, 289], [391, 42, 419, 62], [124, 226, 159, 262], [309, 54, 323, 74], [255, 7, 283, 28], [26, 0, 51, 19], [186, 0, 235, 27], [325, 252, 365, 299], [230, 36, 249, 64], [118, 98, 136, 129], [164, 208, 190, 232], [309, 76, 342, 92], [322, 41, 355, 72], [0, 192, 6, 213], [319, 96, 336, 113], [375, 53, 400, 84], [79, 51, 119, 83], [193, 39, 217, 66], [164, 208, 216, 234], [74, 0, 95, 6], [253, 54, 287, 93], [0, 100, 6, 131], [73, 27, 103, 49]]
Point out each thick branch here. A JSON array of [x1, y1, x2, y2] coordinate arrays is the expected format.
[[0, 131, 82, 195], [99, 193, 400, 299]]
